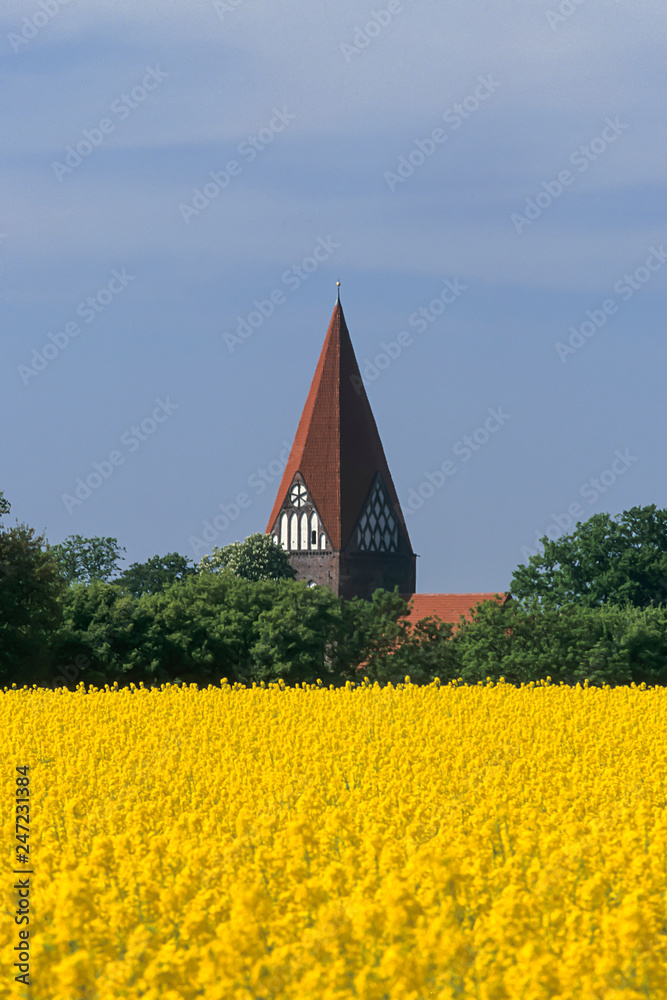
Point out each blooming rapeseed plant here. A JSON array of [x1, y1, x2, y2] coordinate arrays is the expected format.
[[2, 679, 666, 998]]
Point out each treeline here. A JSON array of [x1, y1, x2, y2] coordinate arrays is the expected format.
[[2, 495, 667, 691], [9, 577, 667, 692]]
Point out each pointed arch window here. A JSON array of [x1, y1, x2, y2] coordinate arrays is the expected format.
[[357, 479, 399, 553], [276, 476, 330, 553]]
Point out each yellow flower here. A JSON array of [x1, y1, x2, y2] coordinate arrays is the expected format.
[[1, 680, 666, 997]]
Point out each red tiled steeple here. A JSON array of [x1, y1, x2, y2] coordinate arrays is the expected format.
[[266, 300, 412, 551]]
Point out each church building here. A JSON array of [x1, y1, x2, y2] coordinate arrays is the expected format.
[[266, 292, 503, 622]]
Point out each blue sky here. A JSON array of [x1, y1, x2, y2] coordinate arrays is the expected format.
[[2, 0, 665, 592]]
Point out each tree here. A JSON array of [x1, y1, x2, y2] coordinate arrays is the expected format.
[[115, 552, 195, 596], [0, 493, 12, 588], [52, 574, 358, 688], [237, 578, 348, 684], [510, 506, 667, 609], [0, 523, 66, 680], [453, 597, 667, 687], [50, 580, 153, 689], [198, 533, 296, 582], [51, 535, 126, 586], [353, 588, 458, 685]]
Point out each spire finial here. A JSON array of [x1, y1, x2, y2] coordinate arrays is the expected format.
[[336, 278, 341, 302]]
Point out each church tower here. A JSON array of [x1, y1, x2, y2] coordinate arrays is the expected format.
[[266, 295, 417, 599]]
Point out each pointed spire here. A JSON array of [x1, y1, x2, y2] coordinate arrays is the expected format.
[[266, 301, 413, 554]]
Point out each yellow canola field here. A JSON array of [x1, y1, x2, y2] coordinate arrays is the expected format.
[[3, 679, 667, 1000]]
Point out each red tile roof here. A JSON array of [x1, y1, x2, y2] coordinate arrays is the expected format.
[[355, 592, 510, 671], [403, 593, 509, 626], [266, 301, 413, 551]]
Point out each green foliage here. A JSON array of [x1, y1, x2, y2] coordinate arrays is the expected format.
[[51, 535, 126, 586], [511, 506, 667, 609], [199, 533, 296, 582], [50, 574, 367, 688], [350, 589, 457, 685], [454, 598, 667, 687], [0, 523, 65, 681], [48, 578, 458, 690], [50, 580, 152, 688], [44, 581, 667, 693], [0, 492, 10, 521], [6, 500, 667, 692], [115, 552, 195, 596], [233, 579, 347, 684], [130, 573, 290, 684]]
